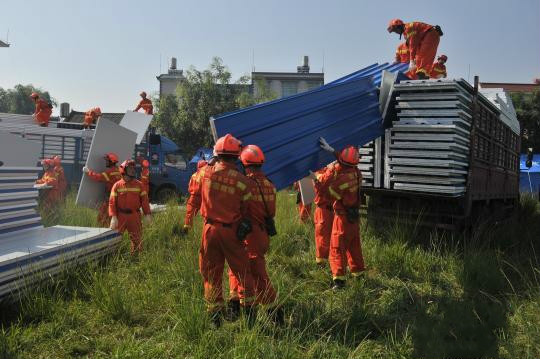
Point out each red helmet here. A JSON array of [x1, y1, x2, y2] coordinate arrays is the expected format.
[[338, 146, 360, 166], [142, 159, 149, 168], [438, 54, 448, 62], [53, 155, 61, 166], [41, 158, 54, 167], [140, 91, 147, 98], [197, 160, 208, 169], [214, 134, 242, 156], [30, 92, 39, 99], [104, 152, 119, 163], [240, 144, 265, 165], [387, 18, 404, 32], [119, 159, 136, 175]]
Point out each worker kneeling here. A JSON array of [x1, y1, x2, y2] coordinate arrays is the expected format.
[[228, 145, 283, 324], [108, 160, 151, 255], [318, 138, 366, 289], [35, 159, 62, 209], [196, 134, 256, 327]]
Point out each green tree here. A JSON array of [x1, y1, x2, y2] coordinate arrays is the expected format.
[[512, 91, 540, 151], [0, 84, 56, 114], [153, 57, 277, 156]]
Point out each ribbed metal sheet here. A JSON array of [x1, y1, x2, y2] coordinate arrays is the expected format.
[[328, 62, 410, 86], [211, 77, 383, 190]]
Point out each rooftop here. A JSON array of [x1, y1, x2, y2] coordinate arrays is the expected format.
[[480, 82, 540, 93]]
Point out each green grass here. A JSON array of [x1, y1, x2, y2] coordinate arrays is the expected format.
[[1, 192, 539, 358]]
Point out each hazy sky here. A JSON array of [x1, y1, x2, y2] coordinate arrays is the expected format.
[[1, 0, 539, 114]]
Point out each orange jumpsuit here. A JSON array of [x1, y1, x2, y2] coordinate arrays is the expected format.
[[320, 163, 365, 280], [36, 170, 61, 208], [108, 178, 151, 254], [184, 164, 208, 228], [430, 62, 447, 79], [197, 161, 255, 312], [83, 108, 100, 128], [294, 181, 311, 222], [313, 165, 336, 264], [134, 98, 153, 115], [395, 42, 410, 63], [141, 164, 150, 195], [229, 169, 277, 306], [34, 99, 52, 127], [403, 22, 440, 79], [87, 166, 122, 226], [54, 162, 67, 200]]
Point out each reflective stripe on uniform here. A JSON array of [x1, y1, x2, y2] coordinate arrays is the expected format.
[[140, 191, 147, 197], [333, 275, 346, 280], [243, 193, 251, 201], [339, 183, 349, 190], [240, 296, 256, 305], [102, 172, 110, 181], [236, 181, 246, 190], [117, 187, 141, 193], [329, 186, 341, 200]]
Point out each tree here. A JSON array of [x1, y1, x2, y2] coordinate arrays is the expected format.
[[153, 57, 277, 156], [512, 91, 540, 151], [0, 84, 56, 114]]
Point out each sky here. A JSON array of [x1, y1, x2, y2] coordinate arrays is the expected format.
[[0, 0, 539, 114]]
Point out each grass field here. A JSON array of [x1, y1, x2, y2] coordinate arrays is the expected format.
[[1, 192, 540, 358]]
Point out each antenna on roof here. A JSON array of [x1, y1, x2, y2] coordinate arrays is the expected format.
[[251, 49, 255, 72]]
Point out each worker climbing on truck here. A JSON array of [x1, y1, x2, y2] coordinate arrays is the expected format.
[[35, 159, 61, 209], [109, 159, 151, 255], [430, 54, 448, 79], [387, 19, 443, 79], [30, 92, 52, 127], [83, 107, 102, 129], [394, 41, 410, 63], [134, 91, 153, 115], [195, 134, 256, 327], [82, 152, 122, 227], [228, 145, 283, 324], [316, 138, 366, 290]]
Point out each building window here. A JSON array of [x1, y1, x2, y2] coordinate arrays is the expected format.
[[307, 81, 323, 90], [282, 81, 298, 97]]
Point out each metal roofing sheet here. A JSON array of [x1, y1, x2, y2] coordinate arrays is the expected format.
[[211, 76, 382, 190], [328, 62, 409, 86]]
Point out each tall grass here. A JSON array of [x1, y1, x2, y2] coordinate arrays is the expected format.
[[0, 192, 538, 358]]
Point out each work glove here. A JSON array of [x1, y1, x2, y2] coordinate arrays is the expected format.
[[82, 166, 89, 174], [409, 60, 417, 70], [319, 137, 334, 153], [143, 214, 152, 225], [110, 216, 118, 230]]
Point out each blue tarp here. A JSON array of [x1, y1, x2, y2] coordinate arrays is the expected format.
[[212, 76, 382, 190], [520, 154, 540, 193]]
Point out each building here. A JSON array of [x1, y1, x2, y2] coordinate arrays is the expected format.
[[156, 57, 186, 97], [480, 81, 540, 94], [252, 56, 324, 98], [156, 56, 324, 99]]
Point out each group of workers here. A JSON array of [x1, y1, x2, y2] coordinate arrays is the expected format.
[[389, 19, 448, 80], [30, 91, 153, 128]]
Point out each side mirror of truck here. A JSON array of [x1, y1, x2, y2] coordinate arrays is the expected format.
[[526, 148, 534, 168], [149, 134, 161, 145]]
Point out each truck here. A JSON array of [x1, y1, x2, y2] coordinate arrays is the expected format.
[[361, 76, 521, 230], [0, 112, 195, 202]]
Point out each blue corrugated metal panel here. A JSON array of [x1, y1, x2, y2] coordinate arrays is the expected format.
[[211, 77, 382, 190], [328, 62, 410, 86]]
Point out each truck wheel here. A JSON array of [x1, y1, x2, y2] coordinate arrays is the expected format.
[[156, 187, 177, 204]]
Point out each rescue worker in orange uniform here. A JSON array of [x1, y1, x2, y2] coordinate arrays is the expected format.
[[317, 138, 366, 289], [53, 156, 67, 200], [83, 107, 102, 129], [134, 91, 153, 115], [109, 160, 151, 255], [195, 134, 256, 327], [182, 159, 209, 231], [35, 159, 61, 208], [227, 145, 283, 324], [83, 153, 122, 227], [388, 19, 443, 80], [30, 92, 52, 127], [293, 181, 312, 222], [140, 159, 150, 195], [430, 54, 448, 79], [311, 162, 337, 265], [394, 41, 410, 63]]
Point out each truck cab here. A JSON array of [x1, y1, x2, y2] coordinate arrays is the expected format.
[[147, 133, 192, 202]]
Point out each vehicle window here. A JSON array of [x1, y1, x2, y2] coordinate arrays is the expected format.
[[165, 153, 187, 170]]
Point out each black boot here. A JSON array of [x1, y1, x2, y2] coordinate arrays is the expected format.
[[242, 305, 257, 328], [267, 307, 285, 326], [331, 279, 346, 290], [225, 299, 241, 321], [416, 71, 428, 80], [210, 310, 223, 328]]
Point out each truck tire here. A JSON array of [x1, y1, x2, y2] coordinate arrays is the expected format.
[[156, 187, 177, 204]]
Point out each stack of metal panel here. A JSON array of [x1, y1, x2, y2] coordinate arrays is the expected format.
[[358, 137, 382, 188], [386, 80, 474, 195]]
